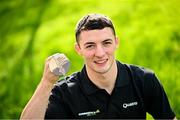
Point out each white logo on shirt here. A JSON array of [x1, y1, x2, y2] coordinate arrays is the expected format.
[[123, 101, 138, 108], [78, 109, 100, 116]]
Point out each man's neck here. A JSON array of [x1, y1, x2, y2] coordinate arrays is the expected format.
[[86, 60, 118, 94]]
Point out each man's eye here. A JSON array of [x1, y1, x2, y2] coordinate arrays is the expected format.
[[104, 42, 112, 45], [85, 45, 94, 49]]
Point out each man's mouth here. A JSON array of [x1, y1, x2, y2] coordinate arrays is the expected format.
[[94, 59, 108, 65]]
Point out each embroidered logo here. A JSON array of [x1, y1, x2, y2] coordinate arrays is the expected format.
[[78, 109, 100, 117], [123, 101, 138, 108]]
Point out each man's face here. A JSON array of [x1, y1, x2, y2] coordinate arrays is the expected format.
[[75, 27, 119, 74]]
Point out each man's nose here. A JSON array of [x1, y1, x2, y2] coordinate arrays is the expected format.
[[95, 45, 106, 57]]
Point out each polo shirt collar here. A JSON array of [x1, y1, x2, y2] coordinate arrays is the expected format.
[[79, 61, 130, 95], [80, 66, 99, 95], [115, 61, 130, 87]]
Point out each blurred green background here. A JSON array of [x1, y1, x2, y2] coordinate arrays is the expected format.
[[0, 0, 179, 119]]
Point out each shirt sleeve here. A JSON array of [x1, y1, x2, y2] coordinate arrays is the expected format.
[[45, 84, 72, 119], [144, 72, 175, 119]]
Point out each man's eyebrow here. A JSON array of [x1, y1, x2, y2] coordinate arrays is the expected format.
[[102, 39, 113, 42], [84, 42, 95, 46], [83, 39, 113, 46]]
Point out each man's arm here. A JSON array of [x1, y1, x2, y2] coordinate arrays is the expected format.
[[20, 57, 59, 119], [144, 72, 176, 119]]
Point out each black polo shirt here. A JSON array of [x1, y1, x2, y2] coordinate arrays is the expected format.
[[45, 61, 175, 119]]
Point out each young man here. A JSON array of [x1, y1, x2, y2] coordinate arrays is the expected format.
[[20, 13, 176, 119]]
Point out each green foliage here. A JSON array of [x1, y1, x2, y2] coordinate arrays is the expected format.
[[0, 0, 179, 118]]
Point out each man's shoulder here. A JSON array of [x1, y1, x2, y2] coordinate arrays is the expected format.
[[117, 61, 156, 85], [123, 63, 155, 77], [121, 62, 158, 87]]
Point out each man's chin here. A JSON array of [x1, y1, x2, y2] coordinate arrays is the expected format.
[[94, 68, 110, 74]]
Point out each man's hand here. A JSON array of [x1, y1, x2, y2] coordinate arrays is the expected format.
[[41, 56, 60, 85]]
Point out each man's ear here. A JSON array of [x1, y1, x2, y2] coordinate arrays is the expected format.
[[115, 36, 119, 49], [74, 43, 82, 55]]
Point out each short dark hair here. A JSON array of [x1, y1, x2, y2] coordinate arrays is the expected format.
[[75, 13, 116, 43]]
